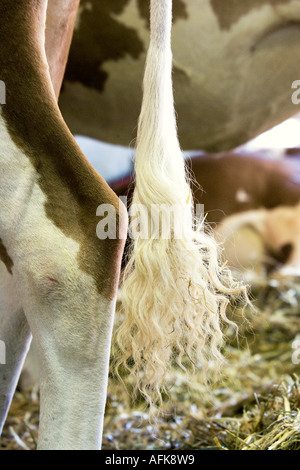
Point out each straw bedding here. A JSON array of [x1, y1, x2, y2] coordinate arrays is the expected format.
[[1, 274, 300, 450]]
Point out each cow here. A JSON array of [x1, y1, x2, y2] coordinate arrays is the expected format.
[[0, 0, 127, 450], [0, 0, 241, 450], [59, 0, 300, 152]]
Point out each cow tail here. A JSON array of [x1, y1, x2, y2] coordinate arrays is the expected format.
[[115, 0, 247, 411]]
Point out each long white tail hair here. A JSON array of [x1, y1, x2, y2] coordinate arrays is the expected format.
[[115, 0, 246, 408]]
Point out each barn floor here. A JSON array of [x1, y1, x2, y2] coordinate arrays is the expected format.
[[1, 275, 300, 451]]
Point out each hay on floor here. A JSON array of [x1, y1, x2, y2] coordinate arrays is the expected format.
[[1, 274, 300, 450]]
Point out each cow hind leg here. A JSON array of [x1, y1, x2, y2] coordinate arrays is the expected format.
[[12, 223, 126, 450], [29, 292, 116, 450], [0, 262, 31, 435], [0, 0, 127, 450]]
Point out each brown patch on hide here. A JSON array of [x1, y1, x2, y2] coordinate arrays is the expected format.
[[0, 0, 126, 299], [211, 0, 291, 30], [64, 0, 144, 92]]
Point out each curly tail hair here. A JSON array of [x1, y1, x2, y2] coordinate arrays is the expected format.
[[114, 0, 247, 410]]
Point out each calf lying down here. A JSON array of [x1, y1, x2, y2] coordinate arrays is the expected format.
[[216, 204, 300, 278]]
